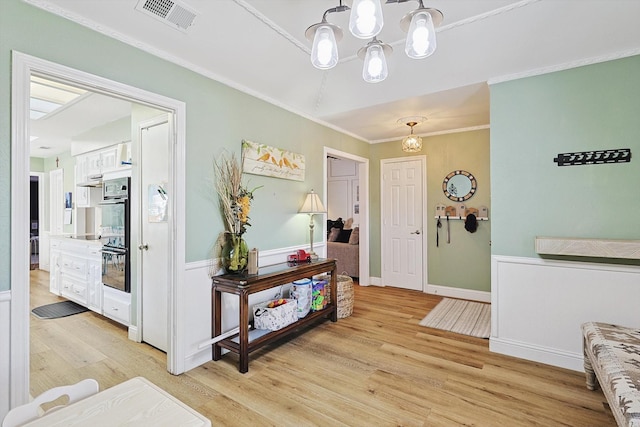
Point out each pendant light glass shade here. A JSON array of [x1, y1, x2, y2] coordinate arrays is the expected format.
[[402, 122, 423, 152], [349, 0, 384, 39], [310, 25, 339, 69], [403, 9, 440, 59], [362, 42, 389, 83]]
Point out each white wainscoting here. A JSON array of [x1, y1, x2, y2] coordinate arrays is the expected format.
[[490, 255, 640, 372], [182, 243, 325, 373], [1, 291, 11, 418]]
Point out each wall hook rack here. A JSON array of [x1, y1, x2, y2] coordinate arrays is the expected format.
[[553, 148, 631, 166]]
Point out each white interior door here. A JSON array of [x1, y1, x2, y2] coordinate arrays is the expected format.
[[140, 117, 170, 352], [381, 158, 425, 291]]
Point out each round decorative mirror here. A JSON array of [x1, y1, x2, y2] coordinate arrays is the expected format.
[[443, 170, 477, 201]]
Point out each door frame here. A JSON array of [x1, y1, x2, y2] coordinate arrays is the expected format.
[[380, 156, 427, 291], [10, 51, 186, 407], [323, 147, 370, 286]]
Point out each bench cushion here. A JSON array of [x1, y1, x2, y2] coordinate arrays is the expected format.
[[582, 322, 640, 426]]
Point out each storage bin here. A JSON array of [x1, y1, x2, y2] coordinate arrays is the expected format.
[[311, 279, 328, 311], [290, 279, 312, 318], [336, 275, 354, 319], [253, 298, 297, 331]]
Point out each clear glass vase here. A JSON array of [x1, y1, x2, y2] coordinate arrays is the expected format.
[[222, 233, 249, 274]]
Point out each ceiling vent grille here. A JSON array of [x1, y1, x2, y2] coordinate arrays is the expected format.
[[135, 0, 197, 32]]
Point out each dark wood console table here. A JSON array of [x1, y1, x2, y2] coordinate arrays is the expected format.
[[211, 258, 337, 373]]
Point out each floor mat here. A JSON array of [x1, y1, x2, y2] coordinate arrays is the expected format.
[[32, 300, 89, 319]]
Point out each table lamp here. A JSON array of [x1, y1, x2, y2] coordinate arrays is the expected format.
[[298, 189, 326, 259]]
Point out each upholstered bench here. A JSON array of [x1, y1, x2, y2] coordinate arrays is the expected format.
[[582, 322, 640, 426]]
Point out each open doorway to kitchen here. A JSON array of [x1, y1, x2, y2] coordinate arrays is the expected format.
[[10, 52, 186, 408], [324, 148, 370, 286]]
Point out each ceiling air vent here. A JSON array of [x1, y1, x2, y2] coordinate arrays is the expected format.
[[135, 0, 197, 32]]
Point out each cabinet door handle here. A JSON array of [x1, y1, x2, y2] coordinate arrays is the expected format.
[[138, 244, 149, 251]]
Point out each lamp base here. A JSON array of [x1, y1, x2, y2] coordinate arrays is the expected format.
[[308, 251, 319, 260]]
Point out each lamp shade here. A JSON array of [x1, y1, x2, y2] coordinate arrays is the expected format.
[[299, 190, 326, 214], [349, 0, 384, 39], [405, 10, 437, 59], [362, 42, 389, 83], [310, 25, 339, 69]]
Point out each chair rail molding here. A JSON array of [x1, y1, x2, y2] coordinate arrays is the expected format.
[[535, 237, 640, 259]]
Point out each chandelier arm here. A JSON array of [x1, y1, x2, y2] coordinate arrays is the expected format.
[[322, 2, 351, 22]]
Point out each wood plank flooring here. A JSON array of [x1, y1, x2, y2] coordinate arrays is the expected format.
[[29, 270, 615, 426]]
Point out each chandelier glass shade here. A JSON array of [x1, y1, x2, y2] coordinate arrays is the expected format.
[[311, 25, 340, 69], [349, 0, 384, 39], [359, 38, 392, 83], [306, 0, 443, 82], [402, 121, 423, 153], [404, 9, 438, 59]]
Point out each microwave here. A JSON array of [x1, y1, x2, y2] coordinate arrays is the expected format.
[[103, 177, 129, 201]]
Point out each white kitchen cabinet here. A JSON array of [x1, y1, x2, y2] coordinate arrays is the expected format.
[[102, 285, 131, 326], [49, 237, 102, 313], [100, 146, 119, 172], [49, 238, 61, 294]]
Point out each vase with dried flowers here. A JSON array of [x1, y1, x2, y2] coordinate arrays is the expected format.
[[214, 152, 260, 274]]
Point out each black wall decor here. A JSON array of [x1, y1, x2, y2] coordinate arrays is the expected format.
[[553, 148, 631, 166]]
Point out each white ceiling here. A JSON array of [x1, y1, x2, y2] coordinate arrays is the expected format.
[[25, 0, 640, 147]]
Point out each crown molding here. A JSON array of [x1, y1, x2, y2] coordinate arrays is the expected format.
[[371, 124, 490, 144], [488, 47, 640, 86]]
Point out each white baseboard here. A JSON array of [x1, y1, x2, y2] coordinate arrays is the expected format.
[[128, 325, 139, 342], [490, 337, 583, 372], [426, 284, 491, 303], [368, 276, 382, 286], [184, 347, 214, 373]]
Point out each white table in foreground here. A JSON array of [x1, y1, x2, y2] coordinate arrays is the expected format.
[[23, 377, 211, 427]]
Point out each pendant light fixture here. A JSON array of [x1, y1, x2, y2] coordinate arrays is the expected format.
[[349, 0, 384, 39], [306, 1, 443, 81], [399, 1, 443, 59], [358, 38, 392, 83], [401, 121, 423, 153], [305, 3, 349, 70]]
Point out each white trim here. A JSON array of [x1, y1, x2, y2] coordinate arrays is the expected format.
[[489, 337, 583, 372], [323, 148, 370, 286], [380, 156, 428, 291], [11, 50, 31, 409], [10, 52, 187, 411], [488, 47, 640, 86], [1, 291, 11, 417], [425, 284, 491, 303]]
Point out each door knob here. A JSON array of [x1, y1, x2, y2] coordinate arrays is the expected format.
[[138, 244, 149, 250], [410, 230, 421, 235]]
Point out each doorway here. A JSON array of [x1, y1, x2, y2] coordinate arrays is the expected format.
[[324, 148, 370, 286], [380, 157, 427, 291], [10, 52, 187, 407]]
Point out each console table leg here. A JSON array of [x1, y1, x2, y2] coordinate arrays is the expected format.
[[238, 291, 250, 373], [212, 288, 222, 361]]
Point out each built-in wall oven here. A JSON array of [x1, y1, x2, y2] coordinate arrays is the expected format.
[[100, 177, 130, 293]]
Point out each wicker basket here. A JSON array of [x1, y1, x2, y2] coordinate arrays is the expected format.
[[336, 275, 354, 319]]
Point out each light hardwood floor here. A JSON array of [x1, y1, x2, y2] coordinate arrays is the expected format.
[[29, 270, 615, 426]]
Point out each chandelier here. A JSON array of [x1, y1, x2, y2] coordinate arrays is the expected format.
[[402, 121, 422, 152], [305, 0, 444, 83]]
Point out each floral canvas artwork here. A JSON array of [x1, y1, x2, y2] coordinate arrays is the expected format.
[[242, 139, 305, 182]]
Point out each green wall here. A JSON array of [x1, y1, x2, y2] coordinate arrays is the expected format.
[[29, 158, 44, 172], [0, 0, 367, 292], [369, 129, 491, 291], [491, 55, 640, 261]]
